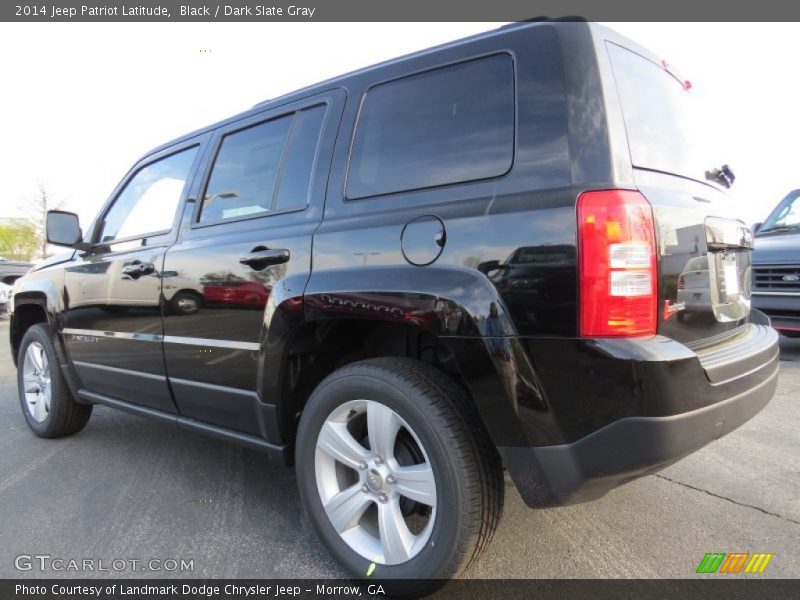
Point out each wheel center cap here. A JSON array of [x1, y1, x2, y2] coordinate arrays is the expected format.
[[367, 469, 384, 491]]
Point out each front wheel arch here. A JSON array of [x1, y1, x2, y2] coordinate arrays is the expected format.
[[10, 300, 50, 368]]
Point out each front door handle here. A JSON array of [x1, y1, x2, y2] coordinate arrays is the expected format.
[[239, 248, 290, 268], [121, 261, 155, 277]]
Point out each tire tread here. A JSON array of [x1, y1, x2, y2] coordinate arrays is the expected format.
[[19, 323, 92, 438], [313, 357, 503, 579]]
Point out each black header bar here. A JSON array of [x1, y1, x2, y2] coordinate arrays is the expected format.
[[3, 0, 800, 22]]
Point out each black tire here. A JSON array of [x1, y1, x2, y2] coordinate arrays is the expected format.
[[295, 357, 503, 595], [17, 323, 92, 438]]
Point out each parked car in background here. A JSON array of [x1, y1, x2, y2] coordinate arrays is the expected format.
[[0, 257, 33, 285], [9, 22, 779, 593], [0, 281, 13, 316], [752, 189, 800, 336]]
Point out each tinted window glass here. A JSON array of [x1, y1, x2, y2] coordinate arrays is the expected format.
[[347, 54, 515, 199], [759, 191, 800, 233], [274, 105, 326, 211], [100, 147, 197, 242], [200, 116, 292, 223], [607, 43, 720, 185]]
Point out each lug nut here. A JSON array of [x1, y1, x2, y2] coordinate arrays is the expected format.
[[362, 485, 369, 493], [378, 493, 388, 503], [374, 457, 383, 466], [358, 461, 368, 470], [385, 475, 396, 485]]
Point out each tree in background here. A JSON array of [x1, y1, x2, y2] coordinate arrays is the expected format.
[[0, 220, 38, 261], [31, 185, 66, 259], [10, 185, 67, 260], [34, 185, 50, 259]]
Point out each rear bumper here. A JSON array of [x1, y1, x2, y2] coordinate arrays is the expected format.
[[500, 322, 780, 507]]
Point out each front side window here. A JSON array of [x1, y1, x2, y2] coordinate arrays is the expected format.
[[100, 147, 197, 242], [347, 54, 515, 199]]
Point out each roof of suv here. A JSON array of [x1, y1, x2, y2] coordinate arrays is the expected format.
[[139, 21, 656, 165], [140, 21, 569, 161]]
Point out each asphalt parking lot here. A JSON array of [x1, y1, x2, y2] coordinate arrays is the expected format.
[[0, 318, 797, 580]]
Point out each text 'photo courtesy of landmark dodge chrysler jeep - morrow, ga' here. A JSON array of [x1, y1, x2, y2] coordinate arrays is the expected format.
[[9, 21, 779, 593]]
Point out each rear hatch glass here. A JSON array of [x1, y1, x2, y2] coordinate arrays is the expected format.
[[606, 41, 718, 186], [607, 41, 751, 347]]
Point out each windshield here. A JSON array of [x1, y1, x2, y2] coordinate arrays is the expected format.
[[758, 191, 800, 234], [607, 42, 722, 186]]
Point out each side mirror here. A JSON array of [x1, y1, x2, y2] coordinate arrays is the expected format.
[[46, 210, 89, 249], [477, 259, 506, 275]]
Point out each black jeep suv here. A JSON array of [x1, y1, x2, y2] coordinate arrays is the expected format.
[[10, 22, 779, 590]]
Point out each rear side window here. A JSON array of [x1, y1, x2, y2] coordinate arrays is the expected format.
[[347, 54, 515, 199], [199, 104, 326, 223]]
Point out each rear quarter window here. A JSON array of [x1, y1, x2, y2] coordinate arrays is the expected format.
[[346, 54, 515, 199]]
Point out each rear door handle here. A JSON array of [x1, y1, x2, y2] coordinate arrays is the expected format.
[[121, 261, 155, 277], [239, 248, 290, 268]]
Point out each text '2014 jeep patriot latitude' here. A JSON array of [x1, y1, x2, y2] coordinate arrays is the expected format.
[[10, 22, 779, 592]]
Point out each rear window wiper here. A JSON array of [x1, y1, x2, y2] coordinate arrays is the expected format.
[[705, 164, 735, 188], [757, 223, 800, 234]]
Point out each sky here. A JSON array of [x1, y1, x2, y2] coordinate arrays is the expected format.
[[1, 22, 798, 234]]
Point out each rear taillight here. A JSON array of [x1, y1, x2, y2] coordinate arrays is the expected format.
[[577, 190, 657, 337]]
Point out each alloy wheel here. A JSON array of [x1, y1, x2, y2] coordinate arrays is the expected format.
[[22, 341, 51, 423], [314, 399, 437, 565]]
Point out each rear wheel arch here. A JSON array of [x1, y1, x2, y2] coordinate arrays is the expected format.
[[304, 265, 518, 338], [274, 311, 545, 455], [276, 318, 483, 446]]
